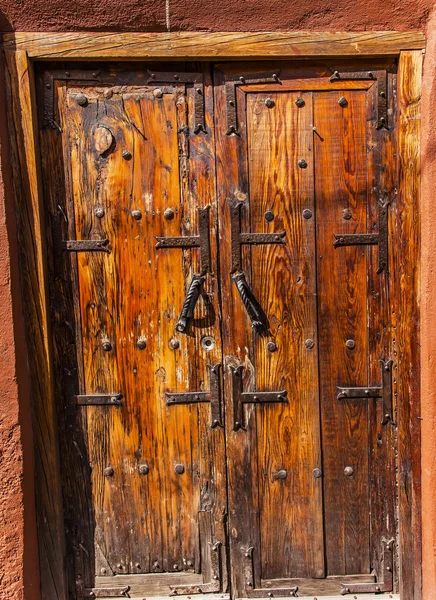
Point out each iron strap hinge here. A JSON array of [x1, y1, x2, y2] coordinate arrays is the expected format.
[[329, 68, 389, 129], [76, 582, 130, 598], [337, 359, 393, 425], [217, 69, 281, 135], [231, 365, 287, 431], [333, 196, 389, 273], [61, 239, 111, 253], [166, 364, 223, 428], [341, 538, 394, 595], [73, 393, 123, 406]]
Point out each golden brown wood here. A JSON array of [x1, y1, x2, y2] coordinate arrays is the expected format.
[[246, 91, 324, 579], [4, 51, 68, 600], [314, 90, 370, 575], [396, 49, 422, 600], [3, 31, 425, 59]]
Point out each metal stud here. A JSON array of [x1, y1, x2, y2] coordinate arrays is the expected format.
[[342, 208, 352, 220], [344, 466, 354, 476], [201, 336, 215, 351], [131, 209, 142, 220], [346, 339, 356, 350], [104, 466, 114, 477], [276, 469, 287, 480], [264, 98, 275, 108], [305, 339, 315, 349], [122, 150, 132, 160], [103, 88, 113, 99], [164, 208, 175, 220], [298, 159, 308, 169], [338, 96, 348, 107], [153, 88, 164, 98], [267, 341, 277, 353], [95, 206, 105, 218], [102, 339, 112, 352], [138, 463, 149, 475], [302, 208, 313, 220], [175, 464, 185, 475], [295, 97, 305, 108], [136, 338, 147, 350], [76, 93, 88, 106], [264, 210, 275, 222], [312, 468, 322, 478], [187, 560, 193, 568], [169, 338, 180, 350]]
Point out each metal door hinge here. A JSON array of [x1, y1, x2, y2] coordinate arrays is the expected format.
[[217, 68, 281, 135], [166, 364, 223, 428], [170, 541, 223, 595], [76, 581, 130, 598], [73, 393, 123, 406], [61, 239, 111, 253], [329, 68, 389, 129], [333, 195, 389, 273], [341, 538, 394, 595], [337, 359, 393, 425], [242, 546, 298, 597], [231, 365, 287, 431]]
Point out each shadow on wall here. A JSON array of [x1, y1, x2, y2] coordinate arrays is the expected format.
[[0, 10, 11, 31]]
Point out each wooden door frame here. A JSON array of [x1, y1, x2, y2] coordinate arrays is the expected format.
[[2, 31, 423, 600]]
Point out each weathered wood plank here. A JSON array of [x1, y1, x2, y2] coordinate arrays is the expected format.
[[246, 91, 324, 579], [4, 51, 68, 600], [314, 90, 370, 575], [3, 31, 425, 60], [396, 50, 422, 600]]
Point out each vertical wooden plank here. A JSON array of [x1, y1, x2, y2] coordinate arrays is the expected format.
[[214, 69, 261, 597], [4, 51, 67, 599], [397, 50, 422, 600], [366, 72, 398, 588], [314, 90, 370, 575], [246, 91, 324, 580]]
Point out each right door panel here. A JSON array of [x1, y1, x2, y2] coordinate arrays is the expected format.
[[214, 62, 397, 598]]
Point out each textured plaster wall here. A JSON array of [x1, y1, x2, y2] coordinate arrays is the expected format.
[[0, 2, 436, 599]]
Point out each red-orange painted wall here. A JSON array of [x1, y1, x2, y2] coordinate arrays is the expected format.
[[1, 2, 436, 599]]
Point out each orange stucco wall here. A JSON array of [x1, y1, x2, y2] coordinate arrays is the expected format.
[[1, 2, 436, 598]]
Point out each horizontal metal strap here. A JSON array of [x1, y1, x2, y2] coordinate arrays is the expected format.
[[155, 235, 200, 249], [62, 239, 110, 252], [333, 233, 379, 247], [74, 393, 123, 406], [240, 231, 286, 245], [89, 587, 130, 598], [166, 391, 209, 404], [241, 390, 288, 403], [337, 387, 382, 400]]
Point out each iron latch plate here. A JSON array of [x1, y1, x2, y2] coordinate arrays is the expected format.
[[341, 538, 394, 595]]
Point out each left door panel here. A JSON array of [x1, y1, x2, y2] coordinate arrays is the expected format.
[[40, 68, 227, 599]]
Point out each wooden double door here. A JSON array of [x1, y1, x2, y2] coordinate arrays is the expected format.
[[41, 60, 398, 599]]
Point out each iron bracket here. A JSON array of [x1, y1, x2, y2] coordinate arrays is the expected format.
[[170, 541, 223, 595], [156, 206, 211, 332], [242, 546, 298, 597], [231, 365, 287, 431], [76, 582, 130, 598], [217, 69, 281, 135], [333, 195, 389, 273], [146, 69, 206, 134], [74, 393, 123, 406], [329, 68, 388, 129], [337, 359, 393, 425], [62, 239, 111, 253], [341, 538, 394, 595], [43, 69, 102, 128], [166, 364, 223, 428]]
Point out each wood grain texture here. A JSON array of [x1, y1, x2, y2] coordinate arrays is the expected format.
[[314, 90, 370, 575], [246, 91, 324, 579], [4, 51, 68, 600], [396, 50, 422, 600], [2, 31, 425, 59]]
